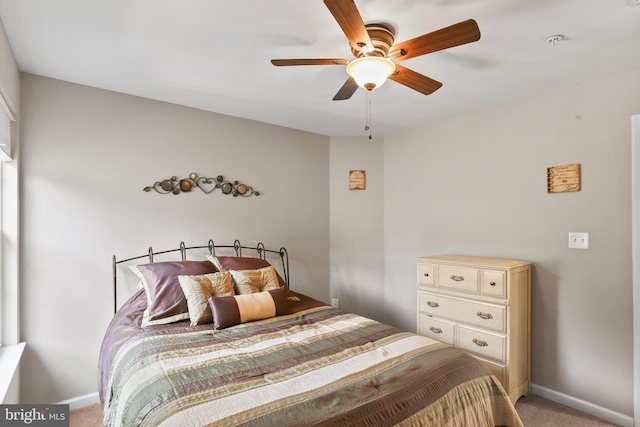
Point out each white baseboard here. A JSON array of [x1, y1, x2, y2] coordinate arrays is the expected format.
[[530, 383, 634, 427], [56, 392, 100, 410]]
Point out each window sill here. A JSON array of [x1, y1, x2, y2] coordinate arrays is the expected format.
[[0, 342, 26, 403]]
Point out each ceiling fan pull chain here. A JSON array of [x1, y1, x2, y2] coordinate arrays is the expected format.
[[365, 91, 372, 139]]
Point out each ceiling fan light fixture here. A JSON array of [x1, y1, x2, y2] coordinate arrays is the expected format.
[[346, 57, 396, 91]]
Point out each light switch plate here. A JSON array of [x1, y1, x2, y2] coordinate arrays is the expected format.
[[568, 232, 589, 249]]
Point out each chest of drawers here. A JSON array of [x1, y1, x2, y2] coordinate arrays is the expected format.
[[416, 255, 531, 404]]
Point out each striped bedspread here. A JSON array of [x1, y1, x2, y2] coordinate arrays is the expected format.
[[101, 294, 522, 427]]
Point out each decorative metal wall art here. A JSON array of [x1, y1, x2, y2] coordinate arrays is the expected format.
[[143, 174, 260, 197]]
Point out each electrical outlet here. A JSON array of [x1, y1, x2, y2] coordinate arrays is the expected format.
[[568, 232, 589, 249], [331, 298, 339, 308]]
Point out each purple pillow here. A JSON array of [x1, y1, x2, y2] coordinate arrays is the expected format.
[[132, 260, 218, 326]]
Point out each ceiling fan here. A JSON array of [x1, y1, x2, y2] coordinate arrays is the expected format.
[[271, 0, 481, 100]]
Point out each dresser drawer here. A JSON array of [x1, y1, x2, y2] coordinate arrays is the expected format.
[[458, 326, 506, 362], [417, 315, 455, 345], [418, 292, 506, 332], [482, 269, 506, 297], [418, 263, 435, 285], [438, 265, 479, 292]]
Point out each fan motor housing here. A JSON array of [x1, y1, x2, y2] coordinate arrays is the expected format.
[[352, 23, 395, 58]]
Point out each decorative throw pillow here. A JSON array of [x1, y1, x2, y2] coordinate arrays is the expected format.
[[130, 260, 218, 327], [178, 272, 234, 325], [229, 266, 280, 295], [208, 287, 292, 330], [207, 255, 287, 288]]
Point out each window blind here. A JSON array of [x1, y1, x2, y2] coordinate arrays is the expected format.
[[0, 93, 15, 160]]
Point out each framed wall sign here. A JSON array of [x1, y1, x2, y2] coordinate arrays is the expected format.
[[547, 163, 581, 193], [349, 170, 366, 190]]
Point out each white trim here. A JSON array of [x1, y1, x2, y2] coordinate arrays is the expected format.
[[1, 157, 20, 345], [530, 383, 633, 427], [56, 391, 100, 410], [0, 342, 25, 404], [632, 114, 640, 427]]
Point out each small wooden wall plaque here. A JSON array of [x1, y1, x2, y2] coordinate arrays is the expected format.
[[547, 164, 581, 194], [349, 170, 366, 190]]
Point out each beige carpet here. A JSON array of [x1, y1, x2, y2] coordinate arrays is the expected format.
[[514, 394, 619, 427], [71, 394, 620, 426], [69, 402, 103, 427]]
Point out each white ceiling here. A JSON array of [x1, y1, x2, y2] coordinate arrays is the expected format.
[[0, 0, 639, 137]]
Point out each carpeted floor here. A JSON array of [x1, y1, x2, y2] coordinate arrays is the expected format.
[[514, 394, 619, 426], [69, 402, 103, 427], [71, 394, 620, 426]]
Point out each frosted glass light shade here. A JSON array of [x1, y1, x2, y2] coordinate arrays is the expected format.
[[346, 57, 396, 91]]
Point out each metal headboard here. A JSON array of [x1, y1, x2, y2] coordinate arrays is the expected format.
[[112, 239, 289, 314]]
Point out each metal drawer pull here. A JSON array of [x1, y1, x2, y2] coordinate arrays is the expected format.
[[476, 311, 493, 320], [472, 338, 489, 347], [429, 327, 443, 334], [423, 273, 430, 277], [450, 275, 465, 282], [490, 281, 496, 286], [426, 301, 440, 308]]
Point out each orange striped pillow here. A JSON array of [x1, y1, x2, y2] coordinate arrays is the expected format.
[[208, 287, 291, 330]]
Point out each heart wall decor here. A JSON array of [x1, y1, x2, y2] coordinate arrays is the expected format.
[[143, 173, 260, 197]]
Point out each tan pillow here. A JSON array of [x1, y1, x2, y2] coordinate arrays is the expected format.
[[229, 266, 280, 295], [207, 255, 287, 288], [178, 272, 234, 325]]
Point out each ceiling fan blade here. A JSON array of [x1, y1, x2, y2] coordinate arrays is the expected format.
[[390, 19, 480, 61], [388, 64, 442, 95], [271, 58, 349, 66], [333, 77, 359, 101], [324, 0, 374, 54]]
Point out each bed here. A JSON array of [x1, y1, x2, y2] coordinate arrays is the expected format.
[[99, 240, 523, 427]]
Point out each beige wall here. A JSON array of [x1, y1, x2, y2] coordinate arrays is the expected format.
[[18, 73, 330, 403], [329, 136, 385, 321], [382, 67, 640, 416]]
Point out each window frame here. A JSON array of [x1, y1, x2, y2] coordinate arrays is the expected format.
[[0, 90, 18, 346]]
